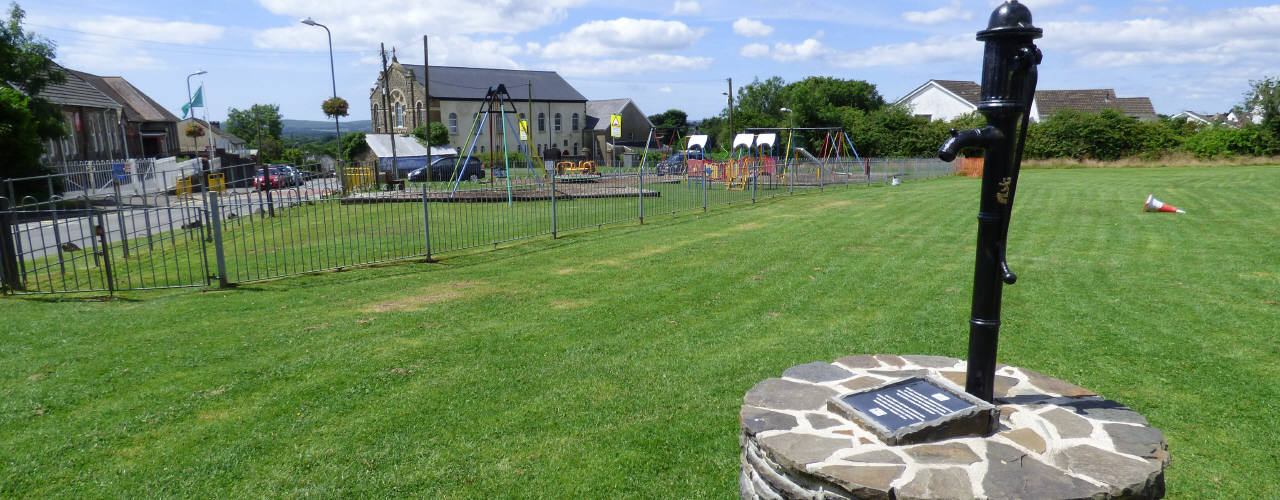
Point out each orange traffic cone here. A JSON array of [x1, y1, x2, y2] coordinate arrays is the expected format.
[[1144, 194, 1185, 214]]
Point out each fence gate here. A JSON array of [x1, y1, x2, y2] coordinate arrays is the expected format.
[[2, 171, 214, 295]]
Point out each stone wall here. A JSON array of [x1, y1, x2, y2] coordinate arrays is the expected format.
[[740, 355, 1169, 499]]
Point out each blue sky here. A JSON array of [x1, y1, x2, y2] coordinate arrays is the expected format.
[[23, 0, 1280, 124]]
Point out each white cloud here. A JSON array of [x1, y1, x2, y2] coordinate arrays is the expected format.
[[547, 54, 711, 76], [659, 86, 673, 93], [903, 1, 972, 25], [771, 38, 829, 62], [738, 38, 829, 63], [54, 15, 225, 72], [739, 33, 977, 68], [1041, 5, 1280, 69], [253, 0, 588, 50], [739, 43, 770, 58], [732, 18, 774, 38], [532, 18, 706, 59], [672, 0, 701, 14]]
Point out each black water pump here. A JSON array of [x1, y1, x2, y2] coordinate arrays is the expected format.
[[937, 0, 1042, 403]]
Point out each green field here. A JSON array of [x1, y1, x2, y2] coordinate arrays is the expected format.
[[3, 165, 1277, 497]]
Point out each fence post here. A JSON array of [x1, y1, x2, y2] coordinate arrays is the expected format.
[[638, 166, 644, 224], [207, 192, 229, 288], [551, 166, 558, 239], [789, 159, 795, 195], [0, 197, 21, 292], [94, 212, 116, 294], [113, 183, 129, 257], [422, 183, 432, 260], [702, 166, 708, 212], [751, 163, 758, 203]]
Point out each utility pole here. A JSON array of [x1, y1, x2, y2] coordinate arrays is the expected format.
[[727, 77, 735, 138], [380, 43, 397, 184], [423, 36, 432, 172]]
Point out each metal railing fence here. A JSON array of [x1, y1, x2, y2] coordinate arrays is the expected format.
[[1, 157, 953, 294]]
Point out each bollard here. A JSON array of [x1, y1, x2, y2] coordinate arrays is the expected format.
[[937, 0, 1042, 403]]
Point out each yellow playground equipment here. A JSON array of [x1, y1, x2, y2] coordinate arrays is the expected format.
[[556, 160, 598, 175], [725, 157, 752, 191]]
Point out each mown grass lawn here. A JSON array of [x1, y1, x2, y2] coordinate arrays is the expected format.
[[3, 165, 1277, 498]]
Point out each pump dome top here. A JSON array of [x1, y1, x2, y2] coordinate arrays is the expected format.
[[978, 0, 1042, 40]]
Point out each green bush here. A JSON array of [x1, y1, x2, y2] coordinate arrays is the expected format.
[[1181, 126, 1278, 159], [473, 151, 528, 168], [340, 132, 368, 161]]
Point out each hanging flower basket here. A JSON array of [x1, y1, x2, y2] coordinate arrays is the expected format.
[[323, 97, 350, 118], [185, 123, 206, 138]]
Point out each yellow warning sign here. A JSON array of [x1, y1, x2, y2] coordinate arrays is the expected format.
[[519, 120, 529, 141], [610, 114, 622, 138]]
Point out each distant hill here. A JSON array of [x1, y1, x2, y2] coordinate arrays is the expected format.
[[282, 119, 372, 138]]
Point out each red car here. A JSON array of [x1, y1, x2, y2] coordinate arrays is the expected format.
[[253, 167, 285, 190]]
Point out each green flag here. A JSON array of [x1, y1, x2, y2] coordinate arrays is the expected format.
[[182, 85, 204, 118]]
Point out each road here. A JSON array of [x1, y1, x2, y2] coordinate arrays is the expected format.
[[10, 178, 340, 262]]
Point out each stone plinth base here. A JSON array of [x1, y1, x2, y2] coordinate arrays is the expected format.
[[739, 355, 1169, 499]]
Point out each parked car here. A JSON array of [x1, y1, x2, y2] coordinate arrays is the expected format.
[[656, 150, 704, 175], [253, 167, 286, 190], [275, 165, 303, 186], [408, 156, 486, 182]]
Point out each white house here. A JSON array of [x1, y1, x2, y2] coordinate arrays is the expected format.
[[896, 80, 980, 122], [898, 79, 1159, 123], [1171, 111, 1213, 126]]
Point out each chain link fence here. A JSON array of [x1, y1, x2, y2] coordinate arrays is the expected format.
[[2, 156, 954, 294]]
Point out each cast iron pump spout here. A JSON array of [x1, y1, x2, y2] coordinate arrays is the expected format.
[[938, 0, 1042, 403], [938, 126, 1003, 163]]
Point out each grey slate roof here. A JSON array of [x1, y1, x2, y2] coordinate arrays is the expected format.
[[584, 98, 653, 131], [70, 70, 178, 123], [399, 64, 586, 102], [1036, 89, 1157, 121], [37, 66, 121, 110], [933, 80, 982, 105]]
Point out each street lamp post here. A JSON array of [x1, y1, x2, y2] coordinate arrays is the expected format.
[[301, 17, 343, 190], [186, 69, 208, 184]]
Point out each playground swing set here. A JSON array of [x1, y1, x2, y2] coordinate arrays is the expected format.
[[641, 127, 861, 190], [448, 84, 547, 203]]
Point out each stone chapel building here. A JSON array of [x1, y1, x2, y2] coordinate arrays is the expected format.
[[369, 59, 591, 158]]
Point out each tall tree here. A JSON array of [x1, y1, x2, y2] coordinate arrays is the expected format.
[[1243, 76, 1280, 138], [225, 104, 284, 148], [0, 2, 67, 194], [786, 76, 884, 129], [648, 109, 689, 129], [735, 76, 788, 122]]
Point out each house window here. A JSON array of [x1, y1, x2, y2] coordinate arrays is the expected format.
[[372, 104, 381, 132], [537, 113, 545, 132], [394, 103, 404, 128], [448, 113, 458, 134], [416, 102, 425, 125], [573, 142, 578, 154], [572, 113, 579, 131], [554, 113, 562, 132]]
